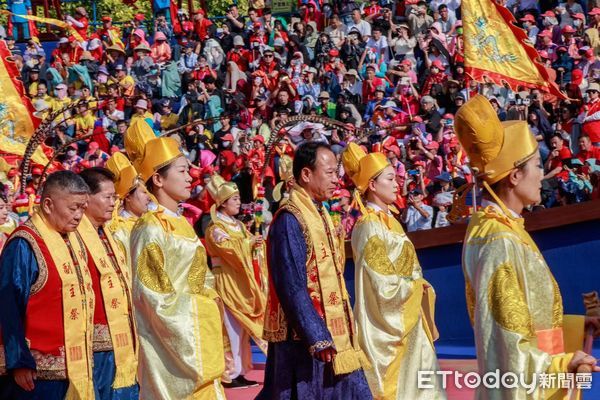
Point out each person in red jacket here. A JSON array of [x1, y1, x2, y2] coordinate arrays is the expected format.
[[193, 9, 215, 41], [227, 36, 252, 72], [582, 83, 600, 145], [576, 135, 600, 162], [66, 7, 89, 41]]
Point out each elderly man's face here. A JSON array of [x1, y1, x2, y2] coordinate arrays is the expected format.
[[422, 100, 434, 111], [86, 180, 116, 226], [42, 191, 88, 233], [300, 148, 338, 202]]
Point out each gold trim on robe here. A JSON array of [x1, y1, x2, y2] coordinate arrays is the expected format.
[[130, 207, 225, 400], [351, 208, 446, 400], [463, 204, 581, 400]]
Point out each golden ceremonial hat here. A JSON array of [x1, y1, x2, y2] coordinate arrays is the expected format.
[[206, 173, 239, 207], [342, 143, 390, 193], [273, 155, 294, 202], [105, 152, 140, 199], [124, 120, 182, 182], [454, 95, 538, 184]]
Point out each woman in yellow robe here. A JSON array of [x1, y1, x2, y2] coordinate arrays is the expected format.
[[105, 152, 151, 273], [204, 174, 267, 388], [454, 95, 599, 400], [342, 143, 446, 400], [126, 120, 226, 399]]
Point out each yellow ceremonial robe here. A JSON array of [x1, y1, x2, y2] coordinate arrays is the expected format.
[[463, 202, 585, 400], [352, 205, 446, 400], [205, 212, 268, 355], [106, 209, 137, 276], [130, 206, 226, 400]]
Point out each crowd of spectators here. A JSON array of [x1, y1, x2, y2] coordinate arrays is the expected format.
[[1, 0, 599, 234]]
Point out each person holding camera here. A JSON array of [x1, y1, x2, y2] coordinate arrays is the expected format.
[[544, 133, 573, 180], [408, 1, 434, 36], [401, 188, 433, 232], [389, 23, 417, 66]]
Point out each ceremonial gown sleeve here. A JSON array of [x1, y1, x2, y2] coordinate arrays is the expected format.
[[465, 231, 572, 400], [0, 238, 39, 370], [268, 212, 333, 352]]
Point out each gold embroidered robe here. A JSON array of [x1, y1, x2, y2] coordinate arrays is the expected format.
[[205, 213, 268, 354], [352, 207, 446, 400], [130, 207, 225, 400], [463, 205, 585, 400]]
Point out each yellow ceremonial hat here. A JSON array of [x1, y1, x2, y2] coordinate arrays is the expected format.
[[106, 152, 140, 199], [124, 119, 182, 182], [124, 119, 155, 166], [342, 143, 390, 193], [454, 95, 538, 184], [206, 174, 239, 207], [273, 155, 294, 202], [278, 154, 294, 182]]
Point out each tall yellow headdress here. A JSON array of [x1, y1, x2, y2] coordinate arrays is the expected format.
[[106, 152, 140, 199], [124, 119, 182, 182], [454, 95, 538, 184], [206, 174, 239, 208], [272, 155, 294, 202], [341, 143, 390, 193]]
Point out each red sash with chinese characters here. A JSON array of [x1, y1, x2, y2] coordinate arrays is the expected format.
[[76, 216, 137, 389]]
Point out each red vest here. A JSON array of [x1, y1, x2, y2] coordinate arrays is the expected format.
[[13, 224, 66, 356], [1, 224, 74, 379]]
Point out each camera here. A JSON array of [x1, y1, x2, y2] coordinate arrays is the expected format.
[[408, 169, 419, 176]]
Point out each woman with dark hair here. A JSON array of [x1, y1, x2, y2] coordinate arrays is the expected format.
[[125, 119, 226, 399], [105, 152, 151, 273], [527, 108, 553, 161], [342, 143, 445, 399], [455, 96, 599, 400], [314, 32, 336, 69]]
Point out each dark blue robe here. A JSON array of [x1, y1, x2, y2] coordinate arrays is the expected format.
[[0, 238, 138, 400], [0, 238, 68, 400], [255, 212, 372, 400]]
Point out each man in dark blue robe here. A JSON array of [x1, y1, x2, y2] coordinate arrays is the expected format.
[[256, 142, 372, 400]]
